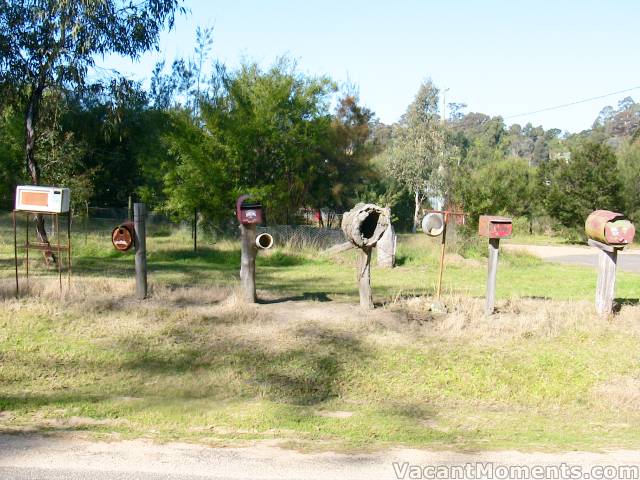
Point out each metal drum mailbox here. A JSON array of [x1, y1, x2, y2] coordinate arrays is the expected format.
[[422, 212, 445, 237], [111, 222, 135, 252], [478, 215, 513, 239], [585, 210, 635, 246], [236, 194, 264, 225]]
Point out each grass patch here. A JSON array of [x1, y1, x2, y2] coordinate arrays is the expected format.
[[0, 230, 640, 451]]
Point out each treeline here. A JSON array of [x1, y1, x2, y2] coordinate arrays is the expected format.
[[2, 14, 640, 235]]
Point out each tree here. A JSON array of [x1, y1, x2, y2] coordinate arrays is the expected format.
[[378, 80, 444, 232], [541, 142, 622, 231], [617, 140, 640, 221], [0, 0, 183, 258]]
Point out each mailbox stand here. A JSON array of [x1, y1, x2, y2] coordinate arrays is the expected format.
[[589, 239, 624, 315], [485, 238, 501, 316], [239, 223, 258, 303], [479, 215, 513, 315]]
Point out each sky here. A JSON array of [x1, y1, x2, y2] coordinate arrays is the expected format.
[[96, 0, 640, 133]]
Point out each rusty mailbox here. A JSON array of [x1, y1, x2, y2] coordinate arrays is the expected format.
[[111, 221, 135, 252], [585, 210, 635, 246], [478, 215, 513, 239], [236, 194, 264, 225]]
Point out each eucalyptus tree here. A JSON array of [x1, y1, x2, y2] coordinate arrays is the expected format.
[[0, 0, 183, 258], [378, 80, 445, 232]]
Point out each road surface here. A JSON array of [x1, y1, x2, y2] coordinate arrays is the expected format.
[[505, 244, 640, 273], [1, 434, 640, 480]]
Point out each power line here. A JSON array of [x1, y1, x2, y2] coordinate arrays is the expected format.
[[503, 86, 640, 120]]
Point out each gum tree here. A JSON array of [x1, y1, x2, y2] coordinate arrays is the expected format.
[[0, 0, 183, 260]]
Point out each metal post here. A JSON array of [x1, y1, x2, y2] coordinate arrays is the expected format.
[[13, 211, 18, 296], [67, 211, 71, 289], [485, 238, 500, 315], [436, 214, 448, 299], [134, 203, 148, 300], [25, 213, 29, 287], [56, 213, 62, 293]]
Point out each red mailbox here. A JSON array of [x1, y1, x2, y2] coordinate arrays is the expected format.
[[478, 215, 512, 239], [111, 221, 135, 251], [236, 194, 264, 225], [585, 210, 635, 246]]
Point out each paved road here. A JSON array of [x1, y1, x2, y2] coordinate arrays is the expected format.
[[1, 434, 640, 480], [505, 244, 640, 273]]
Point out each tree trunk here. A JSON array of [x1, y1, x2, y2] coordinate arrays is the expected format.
[[25, 86, 56, 265], [239, 224, 257, 303], [412, 190, 421, 233], [357, 247, 373, 309]]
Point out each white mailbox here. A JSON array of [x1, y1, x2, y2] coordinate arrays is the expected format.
[[15, 185, 71, 213]]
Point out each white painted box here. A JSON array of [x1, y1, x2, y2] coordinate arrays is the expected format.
[[15, 186, 71, 213]]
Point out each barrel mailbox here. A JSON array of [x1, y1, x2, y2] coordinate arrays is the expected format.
[[236, 194, 264, 225], [585, 210, 635, 246], [111, 221, 135, 251], [478, 215, 512, 239]]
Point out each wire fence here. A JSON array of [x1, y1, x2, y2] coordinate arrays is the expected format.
[[0, 207, 348, 283]]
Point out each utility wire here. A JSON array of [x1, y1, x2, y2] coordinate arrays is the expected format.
[[503, 86, 640, 120]]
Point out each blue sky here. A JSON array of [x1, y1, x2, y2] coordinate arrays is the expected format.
[[97, 0, 640, 133]]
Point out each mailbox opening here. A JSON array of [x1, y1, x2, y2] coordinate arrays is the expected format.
[[360, 211, 380, 239], [422, 213, 445, 236], [256, 232, 274, 250]]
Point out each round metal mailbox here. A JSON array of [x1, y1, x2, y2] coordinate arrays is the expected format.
[[112, 222, 135, 251], [422, 212, 445, 237], [585, 210, 635, 245]]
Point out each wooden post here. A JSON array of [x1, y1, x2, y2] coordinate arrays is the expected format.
[[13, 210, 18, 296], [128, 195, 133, 221], [589, 239, 620, 315], [134, 203, 148, 300], [358, 247, 374, 309], [193, 208, 197, 252], [239, 223, 257, 303], [485, 238, 500, 315]]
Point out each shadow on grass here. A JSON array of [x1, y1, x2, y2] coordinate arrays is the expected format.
[[613, 298, 640, 313]]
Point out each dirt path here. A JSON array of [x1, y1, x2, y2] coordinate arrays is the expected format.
[[0, 434, 639, 480], [505, 243, 640, 273]]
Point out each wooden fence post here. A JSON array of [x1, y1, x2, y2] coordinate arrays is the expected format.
[[358, 247, 374, 309], [134, 203, 148, 299], [589, 239, 620, 315]]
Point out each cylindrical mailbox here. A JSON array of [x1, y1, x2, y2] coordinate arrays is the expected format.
[[111, 221, 135, 251], [585, 210, 635, 245], [256, 232, 274, 250], [422, 212, 445, 236]]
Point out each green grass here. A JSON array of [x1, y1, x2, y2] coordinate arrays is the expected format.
[[1, 229, 640, 451]]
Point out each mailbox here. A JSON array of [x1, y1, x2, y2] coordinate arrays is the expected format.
[[422, 212, 445, 237], [478, 215, 512, 239], [236, 194, 264, 225], [15, 185, 70, 213], [112, 222, 135, 251], [585, 210, 635, 245]]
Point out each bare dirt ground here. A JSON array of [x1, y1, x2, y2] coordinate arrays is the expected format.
[[505, 243, 640, 273], [1, 433, 640, 480]]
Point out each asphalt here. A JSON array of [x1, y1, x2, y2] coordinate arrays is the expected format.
[[1, 434, 640, 480], [504, 244, 640, 273]]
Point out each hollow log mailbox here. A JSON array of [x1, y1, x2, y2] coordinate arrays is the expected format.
[[342, 203, 390, 309], [479, 215, 512, 315], [236, 195, 273, 303], [585, 210, 636, 315], [111, 221, 135, 252]]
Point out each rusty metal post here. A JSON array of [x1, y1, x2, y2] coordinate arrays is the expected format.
[[25, 212, 29, 287], [56, 213, 62, 293], [67, 211, 71, 289], [436, 213, 448, 299], [13, 210, 18, 296], [134, 203, 148, 300], [193, 208, 197, 252]]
